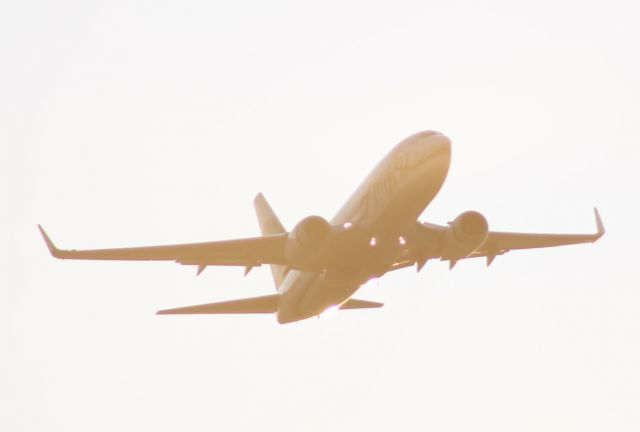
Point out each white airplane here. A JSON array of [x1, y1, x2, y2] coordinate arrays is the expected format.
[[39, 131, 604, 324]]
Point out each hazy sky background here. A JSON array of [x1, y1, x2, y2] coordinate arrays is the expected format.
[[2, 1, 640, 431]]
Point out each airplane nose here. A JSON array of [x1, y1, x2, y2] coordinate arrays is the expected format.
[[391, 130, 451, 171], [428, 131, 451, 152], [411, 130, 451, 161]]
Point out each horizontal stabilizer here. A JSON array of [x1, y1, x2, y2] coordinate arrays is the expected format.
[[157, 294, 279, 315], [339, 298, 384, 310]]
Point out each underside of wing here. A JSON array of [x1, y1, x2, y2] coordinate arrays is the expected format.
[[408, 208, 604, 268], [469, 208, 605, 263], [38, 225, 288, 268], [156, 294, 280, 315]]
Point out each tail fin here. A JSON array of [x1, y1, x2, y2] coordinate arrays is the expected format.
[[254, 193, 287, 289]]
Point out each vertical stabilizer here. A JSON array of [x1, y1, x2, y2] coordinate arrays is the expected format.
[[254, 193, 287, 289]]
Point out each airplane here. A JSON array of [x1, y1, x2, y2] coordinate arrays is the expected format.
[[38, 131, 605, 324]]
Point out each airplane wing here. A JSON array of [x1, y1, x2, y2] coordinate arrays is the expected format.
[[37, 225, 288, 270], [411, 208, 604, 267], [469, 208, 605, 264]]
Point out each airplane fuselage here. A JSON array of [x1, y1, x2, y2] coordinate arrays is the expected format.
[[276, 131, 452, 323], [39, 129, 602, 323]]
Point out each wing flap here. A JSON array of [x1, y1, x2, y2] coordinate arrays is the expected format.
[[156, 294, 280, 315]]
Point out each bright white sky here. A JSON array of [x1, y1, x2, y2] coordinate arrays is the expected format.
[[2, 1, 640, 431]]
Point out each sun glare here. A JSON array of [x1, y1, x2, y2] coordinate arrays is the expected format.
[[321, 305, 340, 318], [364, 277, 380, 289]]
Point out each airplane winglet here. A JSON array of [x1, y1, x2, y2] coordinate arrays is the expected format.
[[37, 225, 63, 258], [593, 207, 605, 241]]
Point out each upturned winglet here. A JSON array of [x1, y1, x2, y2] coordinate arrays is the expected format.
[[593, 207, 605, 241], [37, 225, 64, 258]]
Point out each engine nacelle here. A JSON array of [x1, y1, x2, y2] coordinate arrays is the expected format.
[[285, 215, 331, 267], [444, 210, 489, 259]]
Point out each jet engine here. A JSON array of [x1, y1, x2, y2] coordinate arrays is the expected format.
[[285, 215, 332, 267], [443, 211, 489, 259]]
